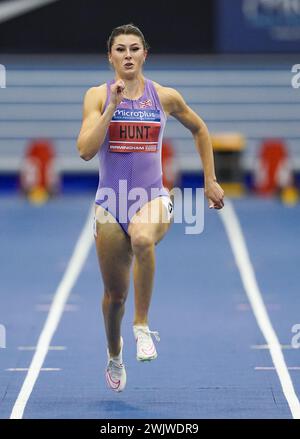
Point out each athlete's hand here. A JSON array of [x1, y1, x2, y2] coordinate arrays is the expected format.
[[110, 80, 125, 107], [205, 179, 225, 210]]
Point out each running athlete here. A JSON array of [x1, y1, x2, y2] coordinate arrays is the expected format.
[[77, 24, 224, 392]]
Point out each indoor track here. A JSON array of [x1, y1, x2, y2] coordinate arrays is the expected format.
[[0, 194, 299, 419]]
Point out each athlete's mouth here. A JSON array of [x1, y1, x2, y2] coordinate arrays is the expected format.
[[124, 63, 134, 68]]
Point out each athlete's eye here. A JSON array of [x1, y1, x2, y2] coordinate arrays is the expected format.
[[116, 48, 124, 52], [132, 47, 140, 51]]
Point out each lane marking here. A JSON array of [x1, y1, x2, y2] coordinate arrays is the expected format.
[[6, 368, 61, 372], [251, 344, 294, 350], [38, 294, 81, 301], [255, 367, 300, 371], [10, 204, 94, 419], [35, 303, 78, 312], [219, 200, 300, 419], [237, 303, 280, 311], [18, 346, 66, 351]]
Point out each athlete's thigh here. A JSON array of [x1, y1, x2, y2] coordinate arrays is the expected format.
[[128, 196, 173, 244], [94, 205, 133, 292]]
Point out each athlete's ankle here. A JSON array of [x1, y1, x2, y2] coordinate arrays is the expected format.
[[108, 338, 123, 361], [133, 320, 148, 327]]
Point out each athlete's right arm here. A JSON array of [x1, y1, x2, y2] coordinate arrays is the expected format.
[[77, 80, 125, 161]]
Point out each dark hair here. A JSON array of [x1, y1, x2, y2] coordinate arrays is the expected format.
[[107, 23, 150, 53]]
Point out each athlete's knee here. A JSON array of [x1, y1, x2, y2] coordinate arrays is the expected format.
[[104, 288, 127, 306], [131, 232, 154, 256]]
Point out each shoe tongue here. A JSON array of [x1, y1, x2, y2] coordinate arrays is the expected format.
[[111, 353, 122, 364], [135, 325, 149, 330]]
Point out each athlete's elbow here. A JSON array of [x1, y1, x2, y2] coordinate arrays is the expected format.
[[192, 119, 208, 137], [79, 149, 93, 161], [77, 140, 93, 161], [80, 152, 92, 161]]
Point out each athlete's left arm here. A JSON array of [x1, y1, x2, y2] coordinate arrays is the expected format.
[[162, 87, 224, 209]]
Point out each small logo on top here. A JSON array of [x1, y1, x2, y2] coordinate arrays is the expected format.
[[139, 99, 152, 108]]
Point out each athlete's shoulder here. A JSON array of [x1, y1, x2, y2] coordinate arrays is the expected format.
[[151, 81, 184, 114], [152, 81, 181, 100], [84, 83, 107, 100], [83, 84, 107, 114]]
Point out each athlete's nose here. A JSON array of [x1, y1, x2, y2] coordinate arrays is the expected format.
[[125, 48, 132, 59]]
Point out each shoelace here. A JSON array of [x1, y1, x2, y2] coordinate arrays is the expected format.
[[107, 359, 124, 376], [136, 327, 160, 343]]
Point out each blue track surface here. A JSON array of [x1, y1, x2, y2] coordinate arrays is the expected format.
[[0, 194, 299, 419]]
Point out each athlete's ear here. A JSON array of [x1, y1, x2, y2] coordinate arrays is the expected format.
[[144, 50, 148, 63]]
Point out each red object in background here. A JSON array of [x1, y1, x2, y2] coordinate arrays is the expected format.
[[162, 139, 176, 190], [20, 139, 59, 194], [254, 139, 292, 196]]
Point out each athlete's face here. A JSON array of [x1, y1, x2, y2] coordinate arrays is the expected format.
[[109, 34, 147, 77]]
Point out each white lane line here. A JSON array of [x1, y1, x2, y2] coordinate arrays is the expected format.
[[18, 346, 66, 351], [219, 199, 300, 419], [7, 368, 61, 372], [237, 303, 280, 311], [255, 367, 300, 371], [10, 204, 95, 419], [35, 304, 78, 312], [38, 294, 81, 301], [251, 344, 294, 350]]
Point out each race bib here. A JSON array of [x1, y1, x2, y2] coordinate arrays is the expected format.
[[109, 109, 161, 153]]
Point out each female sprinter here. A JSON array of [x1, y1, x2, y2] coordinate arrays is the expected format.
[[77, 24, 224, 392]]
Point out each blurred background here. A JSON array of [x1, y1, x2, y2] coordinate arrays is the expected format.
[[0, 0, 300, 201]]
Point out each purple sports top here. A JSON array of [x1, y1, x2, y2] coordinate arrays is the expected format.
[[95, 77, 169, 234]]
